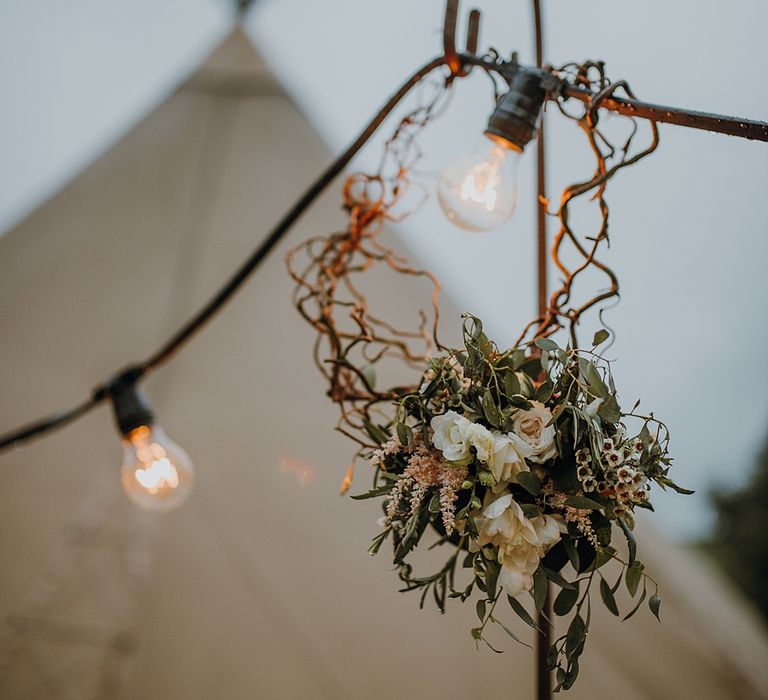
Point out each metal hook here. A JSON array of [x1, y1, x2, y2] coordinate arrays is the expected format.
[[443, 0, 461, 75], [443, 0, 482, 77]]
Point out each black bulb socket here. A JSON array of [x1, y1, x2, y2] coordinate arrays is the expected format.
[[484, 67, 546, 152], [108, 367, 154, 437]]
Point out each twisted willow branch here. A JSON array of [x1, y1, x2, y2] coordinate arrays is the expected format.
[[288, 59, 661, 494], [286, 79, 451, 456], [522, 64, 660, 348]]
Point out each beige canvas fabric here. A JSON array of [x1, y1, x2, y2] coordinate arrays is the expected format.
[[0, 31, 766, 699]]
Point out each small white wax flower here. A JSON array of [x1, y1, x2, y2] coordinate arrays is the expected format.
[[617, 465, 636, 483], [582, 476, 597, 492], [605, 449, 624, 467], [512, 401, 557, 463], [576, 465, 592, 480], [635, 488, 650, 503], [575, 448, 592, 465]]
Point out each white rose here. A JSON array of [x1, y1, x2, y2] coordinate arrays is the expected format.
[[472, 493, 564, 598], [430, 410, 472, 463], [431, 411, 496, 466], [488, 432, 533, 487], [513, 401, 557, 464]]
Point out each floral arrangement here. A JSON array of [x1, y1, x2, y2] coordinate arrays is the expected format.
[[354, 316, 691, 691], [287, 59, 692, 693]]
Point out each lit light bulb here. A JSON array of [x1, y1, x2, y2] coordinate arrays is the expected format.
[[121, 425, 194, 512], [438, 134, 521, 232], [108, 371, 195, 513]]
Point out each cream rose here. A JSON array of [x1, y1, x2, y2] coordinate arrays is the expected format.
[[472, 493, 564, 598], [463, 422, 496, 464], [488, 432, 533, 487], [513, 401, 557, 463]]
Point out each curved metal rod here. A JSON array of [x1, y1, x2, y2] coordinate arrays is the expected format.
[[459, 53, 768, 142], [0, 55, 449, 454]]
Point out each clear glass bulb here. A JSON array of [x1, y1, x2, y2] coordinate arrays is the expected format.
[[121, 425, 194, 512], [437, 134, 521, 232]]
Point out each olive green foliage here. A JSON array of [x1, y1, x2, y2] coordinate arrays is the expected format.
[[354, 315, 691, 692]]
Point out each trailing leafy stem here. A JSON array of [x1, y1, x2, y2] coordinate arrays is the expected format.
[[353, 316, 690, 691]]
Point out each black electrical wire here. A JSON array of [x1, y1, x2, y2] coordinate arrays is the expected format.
[[0, 55, 449, 454]]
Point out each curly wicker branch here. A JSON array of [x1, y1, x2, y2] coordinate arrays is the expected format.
[[287, 60, 659, 486], [286, 80, 451, 446]]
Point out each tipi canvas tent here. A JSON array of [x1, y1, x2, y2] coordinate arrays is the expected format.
[[0, 30, 766, 700]]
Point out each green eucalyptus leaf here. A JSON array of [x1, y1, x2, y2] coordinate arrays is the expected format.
[[562, 538, 580, 571], [533, 567, 548, 612], [350, 484, 393, 500], [564, 495, 603, 511], [584, 361, 609, 399], [486, 558, 500, 602], [516, 471, 542, 496], [597, 394, 621, 423], [599, 578, 619, 616], [503, 371, 521, 397], [428, 492, 441, 514], [565, 614, 585, 654], [553, 586, 579, 616], [509, 394, 534, 410], [520, 358, 543, 380], [543, 567, 577, 590], [363, 419, 390, 445], [623, 582, 648, 621], [507, 595, 543, 632], [649, 594, 662, 621], [494, 618, 531, 648], [625, 562, 643, 597], [482, 390, 502, 427], [396, 421, 413, 448], [535, 338, 559, 352], [511, 348, 526, 369], [535, 379, 554, 403], [521, 503, 542, 519], [592, 329, 610, 347]]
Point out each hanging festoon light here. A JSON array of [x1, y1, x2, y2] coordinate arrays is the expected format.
[[108, 370, 194, 512], [438, 61, 546, 231]]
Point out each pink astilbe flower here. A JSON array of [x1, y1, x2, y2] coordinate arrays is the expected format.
[[383, 437, 467, 535]]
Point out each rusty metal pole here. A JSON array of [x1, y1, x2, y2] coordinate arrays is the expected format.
[[532, 1, 552, 699]]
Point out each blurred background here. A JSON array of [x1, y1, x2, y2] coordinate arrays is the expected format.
[[0, 0, 766, 697]]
